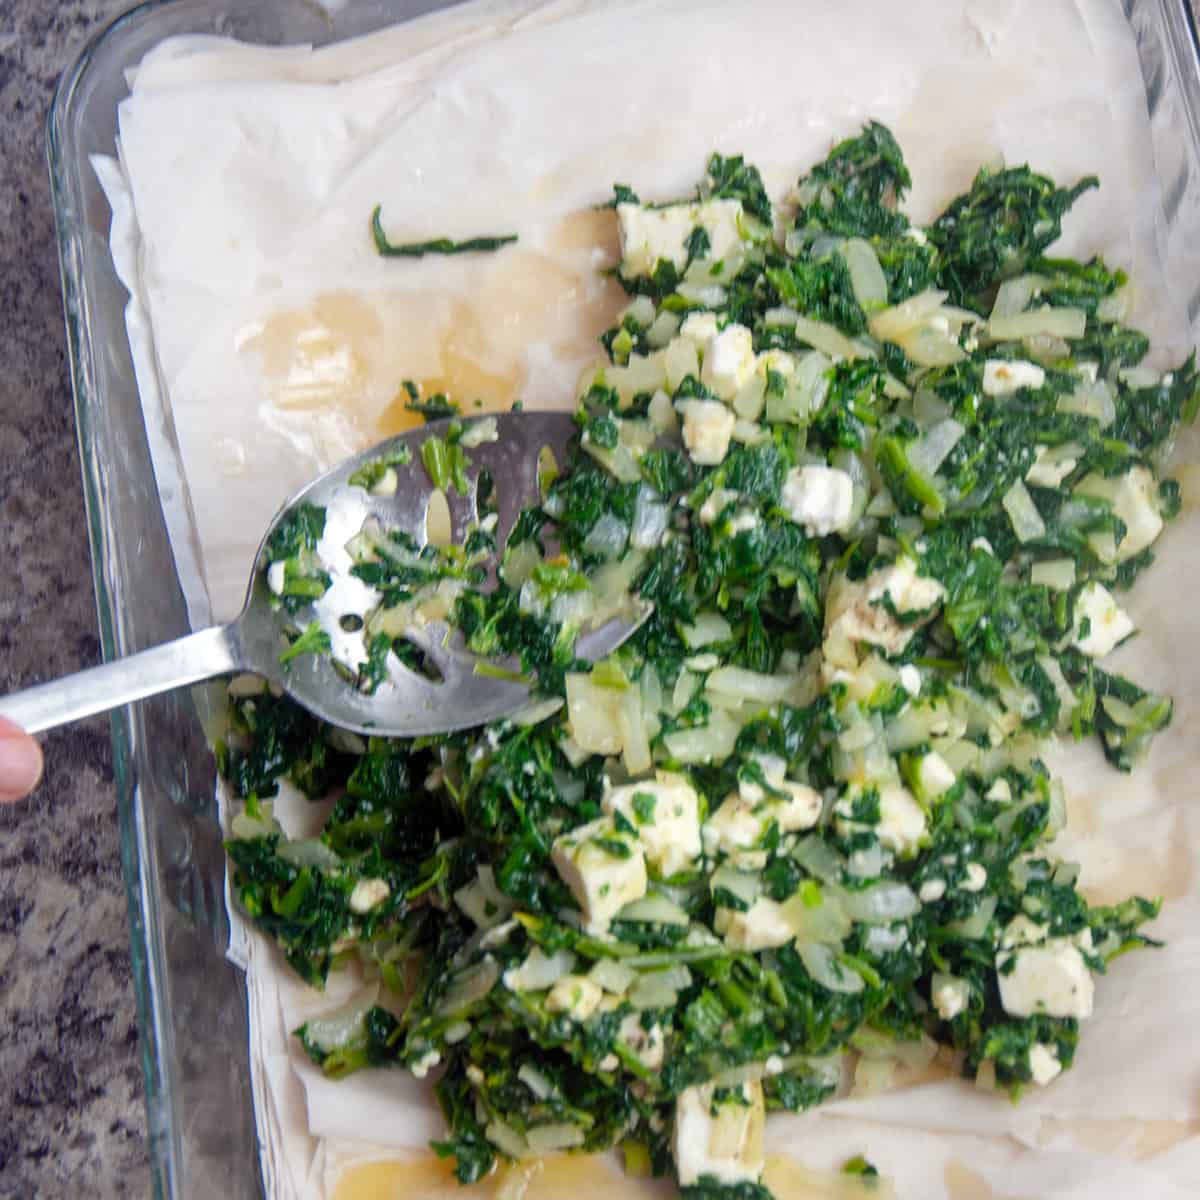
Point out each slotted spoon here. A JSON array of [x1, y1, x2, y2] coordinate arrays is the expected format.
[[0, 411, 648, 737]]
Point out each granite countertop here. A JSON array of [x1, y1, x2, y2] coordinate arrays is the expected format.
[[1, 2, 151, 1194]]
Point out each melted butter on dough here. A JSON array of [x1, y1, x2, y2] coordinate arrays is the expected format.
[[240, 214, 624, 463], [330, 1153, 890, 1200]]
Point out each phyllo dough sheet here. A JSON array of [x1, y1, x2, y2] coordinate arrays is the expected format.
[[95, 1, 1200, 1195]]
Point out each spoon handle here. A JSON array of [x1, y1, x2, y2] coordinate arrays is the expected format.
[[0, 625, 241, 734]]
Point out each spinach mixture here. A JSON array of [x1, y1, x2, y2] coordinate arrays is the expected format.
[[222, 123, 1197, 1197]]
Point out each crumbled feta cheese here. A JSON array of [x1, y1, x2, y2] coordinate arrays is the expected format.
[[1071, 581, 1134, 658], [996, 916, 1095, 1020], [618, 1014, 665, 1071], [617, 198, 744, 278], [983, 359, 1046, 396], [919, 878, 947, 903], [546, 973, 604, 1021], [917, 751, 956, 798], [781, 465, 855, 536], [411, 1049, 441, 1079], [898, 664, 922, 696], [718, 896, 794, 951], [348, 877, 391, 914], [1075, 465, 1164, 563], [931, 973, 970, 1020], [823, 558, 946, 667], [699, 487, 738, 525], [602, 773, 702, 878], [705, 759, 822, 856], [876, 784, 928, 857], [704, 794, 767, 856], [702, 324, 757, 401], [267, 560, 287, 595], [466, 1064, 485, 1086], [551, 817, 648, 935], [673, 1081, 765, 1188], [970, 537, 994, 555], [1029, 1042, 1063, 1086], [962, 862, 987, 892], [679, 399, 736, 466], [1025, 445, 1076, 489]]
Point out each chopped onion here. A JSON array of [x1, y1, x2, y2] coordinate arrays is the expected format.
[[987, 305, 1086, 341], [617, 891, 691, 927], [793, 836, 844, 883], [681, 611, 733, 648], [867, 288, 948, 340], [945, 894, 997, 940], [794, 315, 873, 361], [517, 1063, 556, 1099], [437, 957, 500, 1016], [588, 958, 637, 994], [230, 805, 282, 840], [1058, 379, 1116, 428], [1030, 558, 1076, 591], [796, 941, 864, 994], [711, 866, 763, 909], [278, 838, 343, 870], [841, 237, 888, 310], [525, 1124, 586, 1154], [708, 664, 816, 707], [1002, 479, 1046, 542], [424, 488, 452, 547], [840, 881, 920, 923], [582, 511, 629, 560], [300, 987, 379, 1054], [990, 273, 1047, 319], [485, 1120, 530, 1160], [908, 418, 965, 477]]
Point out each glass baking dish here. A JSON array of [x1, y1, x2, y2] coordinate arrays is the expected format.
[[44, 0, 1200, 1196]]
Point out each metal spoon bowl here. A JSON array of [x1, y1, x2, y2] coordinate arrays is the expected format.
[[0, 411, 648, 737]]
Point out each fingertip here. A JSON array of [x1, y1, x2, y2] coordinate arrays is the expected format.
[[0, 718, 43, 803]]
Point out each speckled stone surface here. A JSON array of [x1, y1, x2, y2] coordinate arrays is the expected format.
[[0, 2, 151, 1195]]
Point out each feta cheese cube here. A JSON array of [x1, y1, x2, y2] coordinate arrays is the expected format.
[[919, 878, 947, 903], [1029, 1042, 1063, 1086], [877, 784, 928, 857], [602, 773, 702, 878], [673, 1081, 765, 1188], [551, 817, 648, 935], [702, 324, 756, 401], [996, 916, 1094, 1020], [931, 973, 970, 1020], [704, 794, 767, 855], [617, 199, 744, 279], [983, 359, 1046, 396], [679, 399, 736, 466], [348, 877, 390, 914], [823, 558, 946, 667], [618, 1014, 665, 1071], [916, 751, 956, 798], [718, 896, 794, 951], [1071, 581, 1134, 658], [781, 465, 855, 536], [705, 758, 821, 857], [545, 973, 604, 1021], [1075, 465, 1164, 563]]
